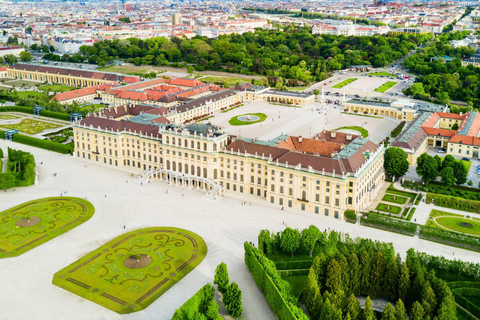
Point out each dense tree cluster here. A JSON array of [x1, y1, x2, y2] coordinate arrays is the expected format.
[[0, 148, 35, 190], [416, 153, 467, 186], [302, 240, 456, 320], [71, 29, 431, 82], [403, 31, 480, 104], [213, 262, 242, 318], [171, 283, 221, 320]]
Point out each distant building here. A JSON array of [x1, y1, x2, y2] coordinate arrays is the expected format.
[[172, 13, 181, 25], [312, 24, 390, 36], [0, 46, 23, 58]]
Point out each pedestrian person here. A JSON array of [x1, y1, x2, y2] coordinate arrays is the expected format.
[[124, 225, 126, 229], [105, 195, 107, 198]]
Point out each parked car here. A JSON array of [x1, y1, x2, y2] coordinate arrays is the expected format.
[[437, 148, 446, 153], [462, 157, 470, 161]]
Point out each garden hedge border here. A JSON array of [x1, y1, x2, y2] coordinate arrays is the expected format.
[[452, 288, 480, 318], [426, 193, 480, 213], [360, 212, 417, 236], [419, 225, 480, 252]]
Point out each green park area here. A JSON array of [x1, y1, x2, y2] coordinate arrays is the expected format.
[[374, 81, 397, 93], [53, 227, 207, 314], [200, 76, 250, 86], [375, 203, 402, 214], [44, 128, 73, 144], [0, 197, 95, 258], [426, 210, 480, 237], [228, 113, 267, 126], [381, 193, 408, 204], [369, 71, 395, 77], [15, 91, 48, 99], [97, 65, 152, 74], [333, 126, 369, 138], [39, 84, 76, 92], [4, 79, 39, 87], [332, 78, 357, 88], [1, 118, 61, 134], [0, 115, 19, 120]]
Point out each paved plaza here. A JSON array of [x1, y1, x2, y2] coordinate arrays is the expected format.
[[205, 101, 399, 144], [2, 139, 480, 320]]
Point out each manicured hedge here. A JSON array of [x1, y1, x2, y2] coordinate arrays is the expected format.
[[457, 306, 478, 320], [244, 242, 308, 320], [278, 269, 310, 277], [0, 129, 4, 139], [391, 121, 406, 138], [426, 193, 480, 213], [0, 106, 34, 114], [452, 288, 480, 318], [344, 210, 356, 223], [274, 260, 313, 270], [12, 134, 73, 154], [39, 110, 71, 121], [171, 283, 222, 320], [360, 212, 417, 236], [0, 147, 3, 158], [418, 225, 480, 252]]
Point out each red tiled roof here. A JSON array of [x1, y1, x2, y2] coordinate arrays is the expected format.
[[52, 83, 118, 101]]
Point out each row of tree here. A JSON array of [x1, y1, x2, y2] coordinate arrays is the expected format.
[[213, 263, 242, 318], [71, 28, 431, 81], [416, 153, 468, 186]]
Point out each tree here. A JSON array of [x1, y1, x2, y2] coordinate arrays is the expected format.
[[4, 54, 18, 65], [19, 51, 33, 62], [304, 268, 320, 313], [411, 301, 425, 320], [313, 89, 320, 95], [280, 227, 300, 257], [301, 225, 320, 257], [345, 294, 361, 320], [440, 167, 456, 187], [416, 153, 438, 185], [213, 262, 229, 294], [395, 299, 407, 320], [451, 122, 459, 130], [397, 262, 410, 305], [205, 299, 219, 319], [453, 161, 468, 185], [223, 282, 242, 318], [325, 259, 342, 294], [421, 281, 437, 318], [363, 297, 375, 320], [381, 303, 396, 320], [187, 66, 194, 74], [468, 179, 473, 187], [442, 155, 455, 169], [384, 147, 409, 179]]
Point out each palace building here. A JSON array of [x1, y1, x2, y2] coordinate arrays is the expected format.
[[7, 63, 140, 87], [74, 107, 385, 219]]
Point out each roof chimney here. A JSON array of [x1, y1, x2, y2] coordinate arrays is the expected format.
[[298, 136, 303, 143], [331, 131, 337, 138]]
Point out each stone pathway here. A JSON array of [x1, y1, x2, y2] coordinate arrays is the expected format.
[[1, 156, 6, 173], [367, 182, 411, 217]]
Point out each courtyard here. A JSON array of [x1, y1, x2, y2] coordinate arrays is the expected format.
[[203, 100, 399, 144], [1, 139, 480, 320]]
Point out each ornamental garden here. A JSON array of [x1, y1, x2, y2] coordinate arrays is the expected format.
[[0, 197, 94, 258], [52, 227, 207, 314]]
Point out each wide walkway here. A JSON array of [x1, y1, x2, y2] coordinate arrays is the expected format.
[[1, 140, 480, 320]]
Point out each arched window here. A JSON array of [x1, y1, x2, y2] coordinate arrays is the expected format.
[[203, 143, 207, 151], [203, 168, 208, 178]]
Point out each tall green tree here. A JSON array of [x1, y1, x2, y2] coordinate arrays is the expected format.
[[397, 262, 410, 305], [304, 268, 320, 313], [384, 147, 409, 179], [411, 301, 425, 320], [452, 160, 468, 185], [440, 167, 456, 187], [421, 281, 437, 318], [416, 153, 438, 185], [301, 225, 320, 257], [381, 303, 396, 320], [223, 282, 242, 318], [280, 227, 301, 257], [363, 297, 375, 320], [213, 262, 229, 294], [326, 259, 342, 294], [345, 293, 361, 320], [395, 299, 407, 320]]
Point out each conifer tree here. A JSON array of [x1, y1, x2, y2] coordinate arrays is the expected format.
[[214, 262, 229, 294], [345, 293, 361, 320], [304, 268, 320, 313], [223, 282, 242, 318], [381, 303, 396, 320], [363, 297, 375, 320], [421, 281, 437, 318], [349, 253, 360, 294], [397, 262, 410, 306], [411, 301, 425, 320], [326, 259, 342, 294], [395, 299, 407, 320]]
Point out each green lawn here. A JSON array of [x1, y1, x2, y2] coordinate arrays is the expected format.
[[200, 76, 250, 86], [387, 184, 418, 203], [369, 71, 395, 77], [39, 84, 76, 92], [282, 274, 307, 298], [0, 197, 95, 258], [332, 78, 357, 88], [437, 156, 472, 172], [229, 113, 267, 126], [374, 81, 397, 93], [426, 210, 480, 237], [16, 91, 48, 99], [4, 79, 40, 87], [221, 105, 243, 113], [0, 115, 19, 120], [382, 194, 408, 204], [334, 126, 369, 138], [375, 203, 402, 215], [1, 118, 61, 134], [97, 65, 151, 74], [52, 227, 207, 314]]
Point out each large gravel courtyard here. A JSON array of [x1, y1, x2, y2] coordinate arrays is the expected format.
[[1, 139, 480, 320], [204, 101, 399, 144]]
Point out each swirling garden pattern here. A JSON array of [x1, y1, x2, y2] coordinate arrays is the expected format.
[[0, 197, 95, 258], [52, 227, 208, 314]]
